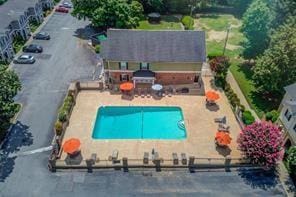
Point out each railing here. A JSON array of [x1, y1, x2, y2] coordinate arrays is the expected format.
[[49, 155, 252, 172]]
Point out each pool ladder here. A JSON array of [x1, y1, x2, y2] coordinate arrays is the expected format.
[[177, 120, 185, 130]]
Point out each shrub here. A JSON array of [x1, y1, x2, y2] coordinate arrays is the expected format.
[[55, 121, 63, 136], [95, 45, 100, 53], [287, 146, 296, 175], [181, 16, 194, 30], [239, 104, 246, 112], [210, 56, 230, 89], [237, 121, 284, 169], [242, 110, 255, 125], [265, 110, 279, 123], [58, 110, 67, 122]]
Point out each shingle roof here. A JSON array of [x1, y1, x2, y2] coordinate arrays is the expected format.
[[0, 0, 40, 32], [101, 29, 206, 63], [284, 83, 296, 99]]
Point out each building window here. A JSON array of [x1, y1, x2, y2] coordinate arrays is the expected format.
[[284, 109, 292, 121], [140, 62, 149, 70], [294, 124, 296, 132], [119, 62, 128, 70], [120, 74, 129, 82]]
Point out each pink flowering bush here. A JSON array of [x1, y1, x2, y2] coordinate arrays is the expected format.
[[237, 121, 284, 169]]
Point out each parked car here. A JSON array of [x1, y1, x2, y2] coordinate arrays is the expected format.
[[55, 6, 69, 13], [33, 32, 50, 40], [60, 2, 72, 8], [22, 44, 43, 53], [14, 55, 35, 64]]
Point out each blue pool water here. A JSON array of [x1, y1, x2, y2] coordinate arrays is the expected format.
[[92, 106, 187, 139]]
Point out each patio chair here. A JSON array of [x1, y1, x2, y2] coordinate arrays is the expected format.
[[134, 88, 139, 97], [181, 153, 187, 165], [141, 88, 146, 98], [172, 153, 179, 165], [143, 152, 149, 164], [218, 123, 230, 131], [168, 87, 173, 97], [214, 116, 226, 124], [147, 88, 151, 98]]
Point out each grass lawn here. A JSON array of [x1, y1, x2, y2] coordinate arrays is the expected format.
[[197, 14, 280, 117], [137, 15, 182, 30], [230, 61, 281, 118]]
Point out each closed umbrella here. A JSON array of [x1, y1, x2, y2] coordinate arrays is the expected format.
[[151, 84, 163, 91]]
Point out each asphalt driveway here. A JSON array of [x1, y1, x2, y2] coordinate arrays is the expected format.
[[0, 12, 287, 197], [0, 12, 97, 195]]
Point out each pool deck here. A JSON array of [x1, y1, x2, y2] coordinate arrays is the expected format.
[[61, 77, 242, 161]]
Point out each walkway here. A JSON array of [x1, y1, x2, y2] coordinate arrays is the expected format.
[[227, 71, 260, 120]]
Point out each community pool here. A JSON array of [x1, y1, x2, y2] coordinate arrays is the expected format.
[[92, 106, 187, 139]]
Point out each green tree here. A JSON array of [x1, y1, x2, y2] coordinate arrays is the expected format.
[[0, 68, 21, 139], [72, 0, 143, 29], [140, 0, 164, 13], [287, 146, 296, 175], [252, 18, 296, 95], [241, 0, 273, 59]]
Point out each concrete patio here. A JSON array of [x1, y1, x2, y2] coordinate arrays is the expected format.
[[61, 77, 242, 162]]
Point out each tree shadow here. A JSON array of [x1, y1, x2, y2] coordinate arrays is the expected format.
[[236, 62, 254, 81], [249, 91, 281, 115], [73, 24, 96, 40], [0, 121, 33, 182], [238, 167, 281, 191]]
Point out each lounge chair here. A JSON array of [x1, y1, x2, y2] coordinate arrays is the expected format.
[[134, 89, 139, 97], [172, 153, 178, 165], [112, 149, 118, 160], [143, 152, 149, 164], [181, 153, 187, 165], [214, 116, 226, 124]]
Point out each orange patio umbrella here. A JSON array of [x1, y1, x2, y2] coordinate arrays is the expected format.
[[206, 91, 220, 101], [215, 131, 232, 146], [120, 82, 134, 91], [63, 138, 81, 154]]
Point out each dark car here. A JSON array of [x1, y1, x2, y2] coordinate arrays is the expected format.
[[60, 2, 72, 8], [33, 32, 50, 40], [13, 55, 35, 64], [55, 6, 69, 13], [22, 44, 43, 53]]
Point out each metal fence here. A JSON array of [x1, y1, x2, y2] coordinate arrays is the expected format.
[[49, 156, 251, 172]]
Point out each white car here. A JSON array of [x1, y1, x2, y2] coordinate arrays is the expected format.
[[61, 2, 72, 8], [14, 55, 35, 64]]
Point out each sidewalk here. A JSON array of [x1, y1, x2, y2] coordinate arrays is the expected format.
[[227, 71, 295, 196], [227, 71, 260, 120]]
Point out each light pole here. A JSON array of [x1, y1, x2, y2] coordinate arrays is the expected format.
[[189, 5, 195, 30], [223, 24, 231, 56]]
